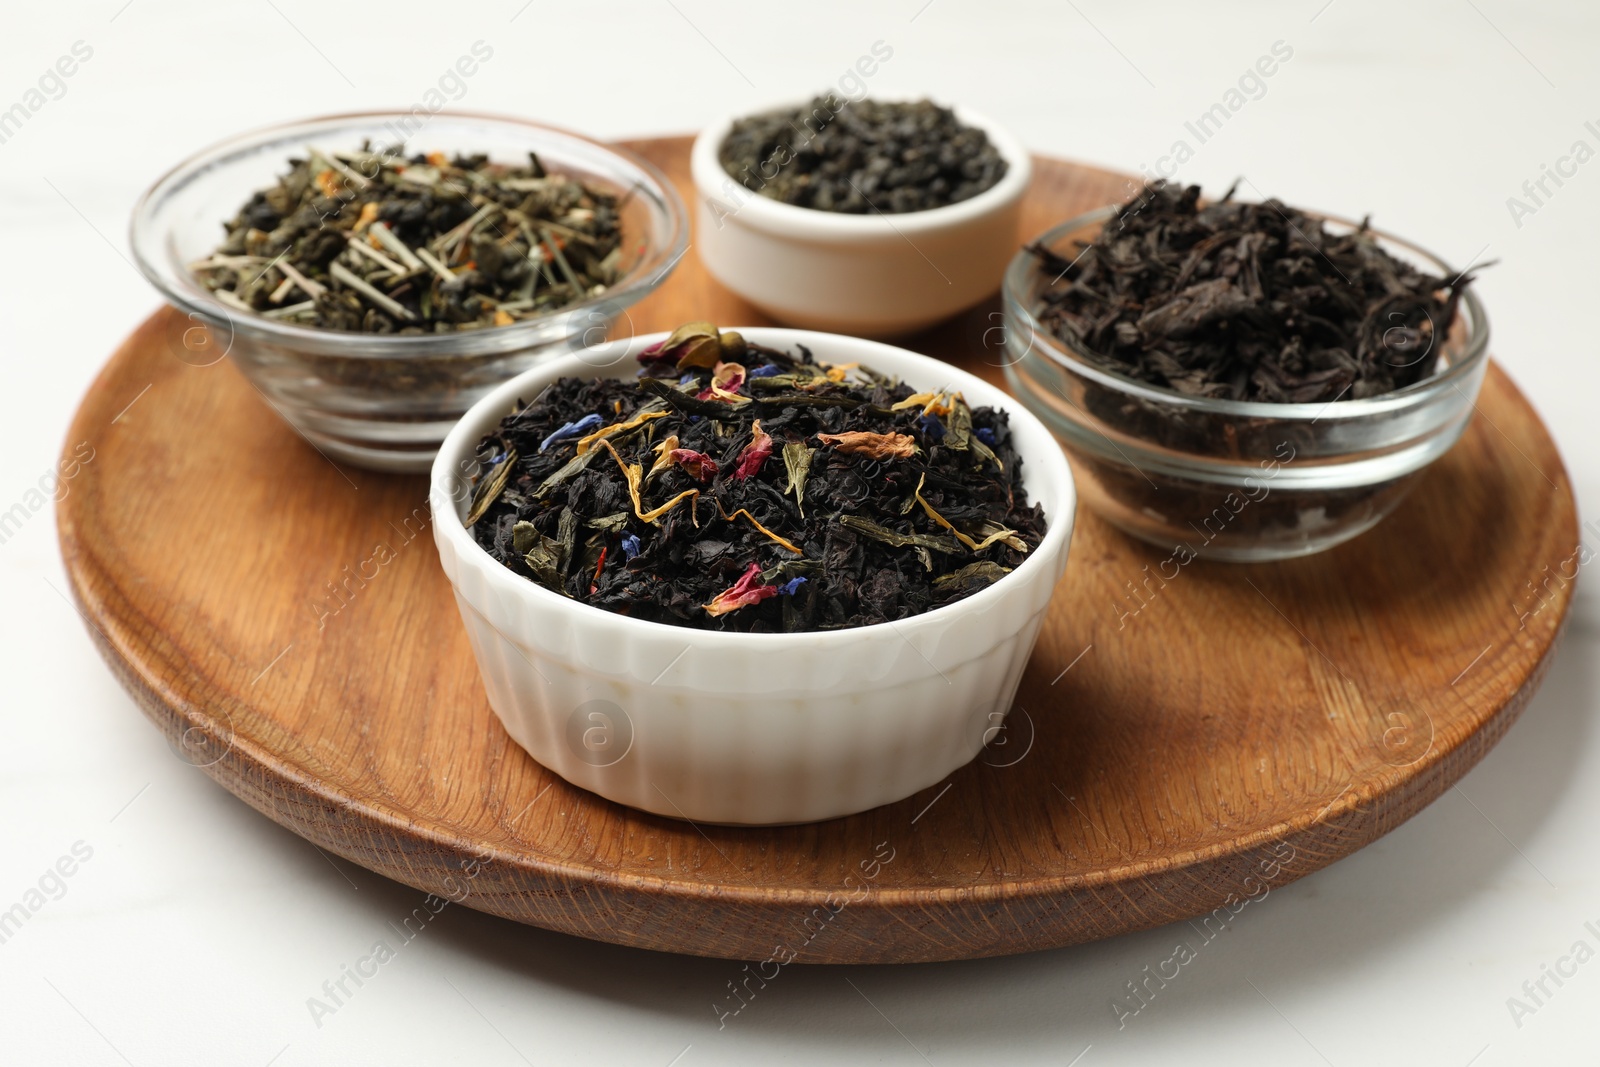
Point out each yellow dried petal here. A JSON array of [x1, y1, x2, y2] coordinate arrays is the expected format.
[[599, 439, 698, 526], [575, 409, 669, 455], [890, 392, 937, 411], [912, 474, 1028, 554], [647, 434, 681, 478], [717, 505, 803, 555]]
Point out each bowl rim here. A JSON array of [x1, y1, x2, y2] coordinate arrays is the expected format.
[[429, 327, 1077, 648], [1004, 204, 1492, 420], [688, 99, 1033, 242], [128, 109, 690, 359]]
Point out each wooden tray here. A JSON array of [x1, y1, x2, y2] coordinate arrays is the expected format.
[[59, 139, 1577, 963]]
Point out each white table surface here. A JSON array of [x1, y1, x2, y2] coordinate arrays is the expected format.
[[3, 1, 1597, 1063]]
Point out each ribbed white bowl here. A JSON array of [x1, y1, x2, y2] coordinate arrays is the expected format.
[[430, 329, 1076, 824]]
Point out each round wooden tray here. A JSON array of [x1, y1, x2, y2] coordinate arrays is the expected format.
[[60, 139, 1577, 963]]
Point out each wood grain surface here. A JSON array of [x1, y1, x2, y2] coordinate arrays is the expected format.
[[56, 138, 1578, 963]]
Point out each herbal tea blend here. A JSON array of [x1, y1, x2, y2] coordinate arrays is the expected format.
[[467, 323, 1045, 632], [1030, 181, 1475, 403], [720, 97, 1008, 214], [191, 147, 623, 333]]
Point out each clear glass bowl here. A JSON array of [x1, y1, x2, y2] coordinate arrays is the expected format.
[[1002, 207, 1490, 561], [130, 111, 688, 472]]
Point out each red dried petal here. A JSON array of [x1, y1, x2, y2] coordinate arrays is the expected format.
[[732, 421, 773, 481], [696, 360, 748, 403], [668, 448, 719, 482], [704, 561, 780, 617]]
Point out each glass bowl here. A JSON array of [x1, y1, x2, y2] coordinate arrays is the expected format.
[[1002, 207, 1490, 562], [130, 111, 688, 472]]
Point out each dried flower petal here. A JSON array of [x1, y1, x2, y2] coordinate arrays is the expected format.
[[718, 504, 803, 554], [732, 420, 773, 480], [575, 408, 670, 455], [638, 321, 725, 369], [598, 440, 700, 526], [540, 414, 602, 453], [912, 474, 1027, 552], [647, 434, 681, 478], [703, 561, 781, 617], [697, 361, 749, 404], [669, 448, 719, 482], [890, 392, 937, 411], [816, 430, 918, 459]]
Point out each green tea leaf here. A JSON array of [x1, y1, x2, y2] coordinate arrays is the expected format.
[[782, 442, 813, 517], [838, 514, 962, 555], [534, 447, 594, 498], [516, 521, 567, 590], [946, 398, 973, 452], [466, 446, 517, 526], [933, 560, 1012, 591]]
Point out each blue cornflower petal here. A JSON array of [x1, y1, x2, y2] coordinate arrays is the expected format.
[[539, 413, 603, 453], [747, 364, 782, 378], [919, 413, 945, 441], [976, 427, 997, 446], [620, 533, 642, 561], [780, 576, 808, 596], [679, 372, 699, 386]]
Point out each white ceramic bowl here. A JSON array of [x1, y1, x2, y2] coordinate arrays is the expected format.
[[690, 105, 1033, 338], [430, 328, 1076, 825]]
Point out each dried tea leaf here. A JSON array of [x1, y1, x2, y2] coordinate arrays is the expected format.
[[555, 507, 579, 578], [754, 392, 862, 409], [934, 560, 1012, 591], [195, 150, 622, 335], [838, 514, 961, 555], [945, 398, 973, 452], [466, 446, 517, 526], [638, 375, 737, 417], [514, 521, 567, 590], [782, 442, 813, 517], [971, 435, 1004, 472], [719, 97, 1009, 215], [534, 447, 595, 498], [1031, 180, 1478, 403]]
